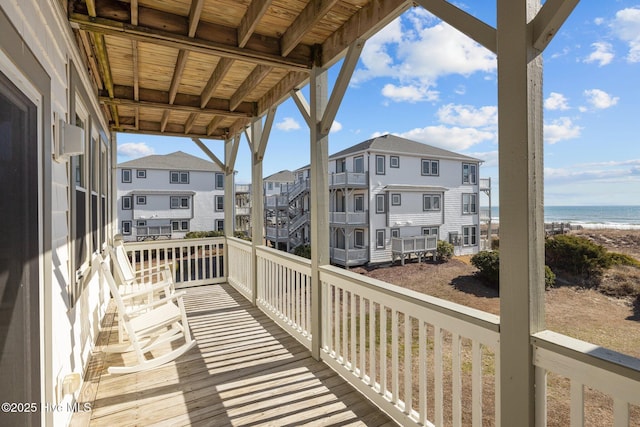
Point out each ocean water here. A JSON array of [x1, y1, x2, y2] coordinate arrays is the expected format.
[[490, 206, 640, 230]]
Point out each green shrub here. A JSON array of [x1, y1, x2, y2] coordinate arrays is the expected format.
[[471, 251, 500, 289], [491, 237, 499, 250], [471, 250, 557, 290], [544, 265, 556, 289], [233, 231, 252, 241], [184, 230, 224, 239], [607, 252, 640, 268], [293, 244, 311, 259], [545, 234, 612, 278], [436, 240, 454, 262]]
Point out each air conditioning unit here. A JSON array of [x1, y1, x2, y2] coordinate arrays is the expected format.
[[54, 118, 85, 161]]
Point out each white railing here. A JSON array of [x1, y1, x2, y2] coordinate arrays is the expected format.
[[235, 206, 251, 216], [265, 195, 289, 208], [480, 207, 492, 222], [319, 265, 501, 426], [265, 226, 289, 239], [331, 171, 368, 187], [532, 330, 640, 426], [329, 211, 368, 224], [226, 237, 253, 300], [330, 247, 368, 266], [289, 211, 309, 233], [123, 237, 225, 288], [256, 246, 312, 350], [235, 184, 251, 193], [134, 225, 172, 240], [480, 178, 491, 191]]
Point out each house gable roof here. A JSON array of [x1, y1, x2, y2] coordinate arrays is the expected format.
[[264, 170, 295, 182], [118, 151, 221, 172], [330, 134, 481, 162]]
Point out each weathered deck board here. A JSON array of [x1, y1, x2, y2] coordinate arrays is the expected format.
[[72, 283, 396, 426]]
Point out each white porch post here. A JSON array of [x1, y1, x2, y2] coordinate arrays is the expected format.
[[497, 0, 545, 424], [224, 135, 240, 238], [309, 65, 330, 361], [249, 119, 265, 306]]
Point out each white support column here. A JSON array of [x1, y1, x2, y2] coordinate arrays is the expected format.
[[224, 135, 240, 239], [497, 0, 545, 425], [249, 120, 264, 306], [309, 65, 330, 360]]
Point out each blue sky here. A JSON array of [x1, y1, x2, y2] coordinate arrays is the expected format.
[[117, 2, 640, 207]]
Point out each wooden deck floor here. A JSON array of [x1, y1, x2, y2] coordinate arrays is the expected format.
[[72, 284, 396, 427]]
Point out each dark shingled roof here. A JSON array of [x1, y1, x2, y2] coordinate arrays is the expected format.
[[117, 151, 221, 172], [264, 170, 295, 182], [329, 134, 481, 162]]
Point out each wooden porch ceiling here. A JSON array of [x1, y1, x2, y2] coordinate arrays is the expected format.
[[67, 0, 411, 140]]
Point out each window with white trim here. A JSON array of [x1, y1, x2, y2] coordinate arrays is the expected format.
[[136, 169, 146, 179], [462, 226, 477, 246], [423, 194, 441, 211], [136, 220, 147, 227], [170, 171, 189, 184], [170, 196, 189, 209], [122, 220, 132, 235], [355, 229, 365, 248], [462, 163, 477, 184], [336, 158, 346, 173], [354, 194, 364, 212], [422, 226, 439, 236], [215, 195, 224, 211], [354, 156, 364, 173], [462, 193, 477, 214], [122, 169, 131, 183], [376, 155, 385, 175], [215, 173, 224, 189], [215, 219, 224, 231], [171, 220, 189, 231], [391, 228, 400, 238], [390, 156, 399, 168], [421, 159, 439, 176], [376, 194, 386, 214], [391, 193, 401, 206], [335, 229, 346, 249], [122, 196, 132, 210], [376, 229, 385, 249], [136, 195, 146, 205]]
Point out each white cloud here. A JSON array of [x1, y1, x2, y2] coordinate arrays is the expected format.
[[436, 104, 497, 128], [544, 117, 582, 144], [584, 89, 619, 109], [544, 92, 570, 111], [466, 150, 499, 168], [611, 7, 640, 62], [118, 142, 154, 158], [276, 117, 301, 131], [381, 83, 438, 103], [396, 125, 495, 151], [584, 42, 614, 66], [330, 121, 343, 133], [353, 10, 496, 102]]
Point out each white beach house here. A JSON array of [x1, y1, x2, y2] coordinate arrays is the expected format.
[[266, 134, 486, 266], [117, 151, 225, 240]]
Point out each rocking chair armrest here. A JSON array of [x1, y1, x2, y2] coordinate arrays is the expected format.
[[135, 265, 173, 282], [118, 279, 175, 301], [125, 291, 188, 315]]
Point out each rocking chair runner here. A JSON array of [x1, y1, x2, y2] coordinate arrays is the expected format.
[[98, 257, 196, 374]]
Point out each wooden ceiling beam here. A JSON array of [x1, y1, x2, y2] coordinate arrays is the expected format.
[[160, 110, 171, 132], [107, 84, 256, 116], [238, 0, 273, 48], [117, 119, 227, 139], [188, 0, 205, 38], [281, 0, 339, 57], [78, 30, 104, 91], [257, 71, 308, 115], [131, 0, 138, 25], [100, 96, 254, 118], [185, 112, 199, 134], [206, 116, 224, 136], [169, 50, 190, 104], [69, 12, 312, 71], [200, 57, 235, 108], [230, 65, 271, 111]]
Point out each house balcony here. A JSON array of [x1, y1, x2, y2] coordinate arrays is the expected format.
[[330, 210, 368, 225], [330, 246, 369, 267], [235, 206, 251, 216], [265, 226, 290, 240], [75, 236, 640, 427], [330, 171, 368, 188]]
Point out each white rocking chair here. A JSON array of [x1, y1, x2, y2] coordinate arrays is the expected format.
[[99, 257, 196, 374], [107, 243, 176, 342]]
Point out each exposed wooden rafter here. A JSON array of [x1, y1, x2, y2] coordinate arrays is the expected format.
[[229, 65, 271, 111], [238, 0, 273, 48], [281, 0, 339, 57], [69, 13, 312, 71], [200, 57, 235, 109]]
